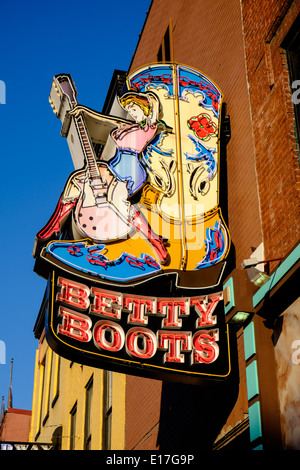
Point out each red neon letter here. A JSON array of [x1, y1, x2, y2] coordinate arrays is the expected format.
[[157, 298, 190, 329], [93, 320, 125, 352], [57, 277, 90, 310], [91, 287, 122, 319], [191, 295, 220, 328], [124, 296, 156, 325], [158, 331, 192, 363], [126, 327, 157, 359], [57, 307, 92, 342], [192, 329, 219, 364]]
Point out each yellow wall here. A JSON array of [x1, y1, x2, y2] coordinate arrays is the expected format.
[[29, 333, 126, 450]]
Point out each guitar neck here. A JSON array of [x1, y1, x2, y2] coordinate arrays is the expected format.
[[50, 74, 103, 183], [75, 115, 102, 182]]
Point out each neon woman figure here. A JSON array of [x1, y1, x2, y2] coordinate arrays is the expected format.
[[34, 89, 169, 265], [109, 92, 159, 197], [106, 91, 169, 263]]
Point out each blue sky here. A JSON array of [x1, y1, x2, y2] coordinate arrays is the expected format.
[[0, 0, 151, 412]]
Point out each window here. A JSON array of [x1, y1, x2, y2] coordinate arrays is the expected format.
[[102, 370, 112, 450], [51, 354, 60, 407], [41, 349, 54, 426], [70, 402, 77, 450], [52, 426, 63, 450], [282, 13, 300, 141], [84, 375, 93, 450], [35, 355, 46, 439], [157, 21, 173, 62]]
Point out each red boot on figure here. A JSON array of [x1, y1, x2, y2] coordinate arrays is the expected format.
[[129, 206, 169, 264]]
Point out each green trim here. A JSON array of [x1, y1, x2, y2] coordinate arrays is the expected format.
[[223, 277, 235, 314], [252, 244, 300, 308], [246, 360, 259, 400], [248, 401, 262, 442], [244, 322, 256, 361]]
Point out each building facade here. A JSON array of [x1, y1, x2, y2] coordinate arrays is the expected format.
[[30, 295, 126, 450], [240, 0, 300, 450], [0, 408, 32, 446], [30, 0, 300, 451]]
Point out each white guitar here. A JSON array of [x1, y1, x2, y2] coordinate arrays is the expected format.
[[49, 74, 131, 242]]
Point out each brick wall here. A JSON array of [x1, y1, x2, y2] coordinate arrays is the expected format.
[[130, 0, 263, 267], [240, 1, 300, 448], [123, 0, 300, 450], [125, 371, 243, 450], [125, 376, 162, 449], [241, 0, 300, 270], [124, 0, 261, 449]]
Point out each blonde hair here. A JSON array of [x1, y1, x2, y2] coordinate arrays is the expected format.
[[119, 93, 151, 117]]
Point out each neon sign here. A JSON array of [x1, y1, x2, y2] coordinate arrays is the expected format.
[[33, 63, 232, 383], [33, 63, 230, 290], [45, 271, 231, 384]]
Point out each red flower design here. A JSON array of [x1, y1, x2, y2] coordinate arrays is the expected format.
[[187, 113, 217, 140]]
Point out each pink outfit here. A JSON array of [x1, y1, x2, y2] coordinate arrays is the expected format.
[[109, 123, 157, 196], [112, 124, 157, 152]]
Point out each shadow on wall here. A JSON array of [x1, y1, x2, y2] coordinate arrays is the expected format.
[[156, 329, 240, 450]]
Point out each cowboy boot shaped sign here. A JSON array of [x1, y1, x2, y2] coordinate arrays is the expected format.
[[33, 64, 232, 384], [33, 64, 230, 289]]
